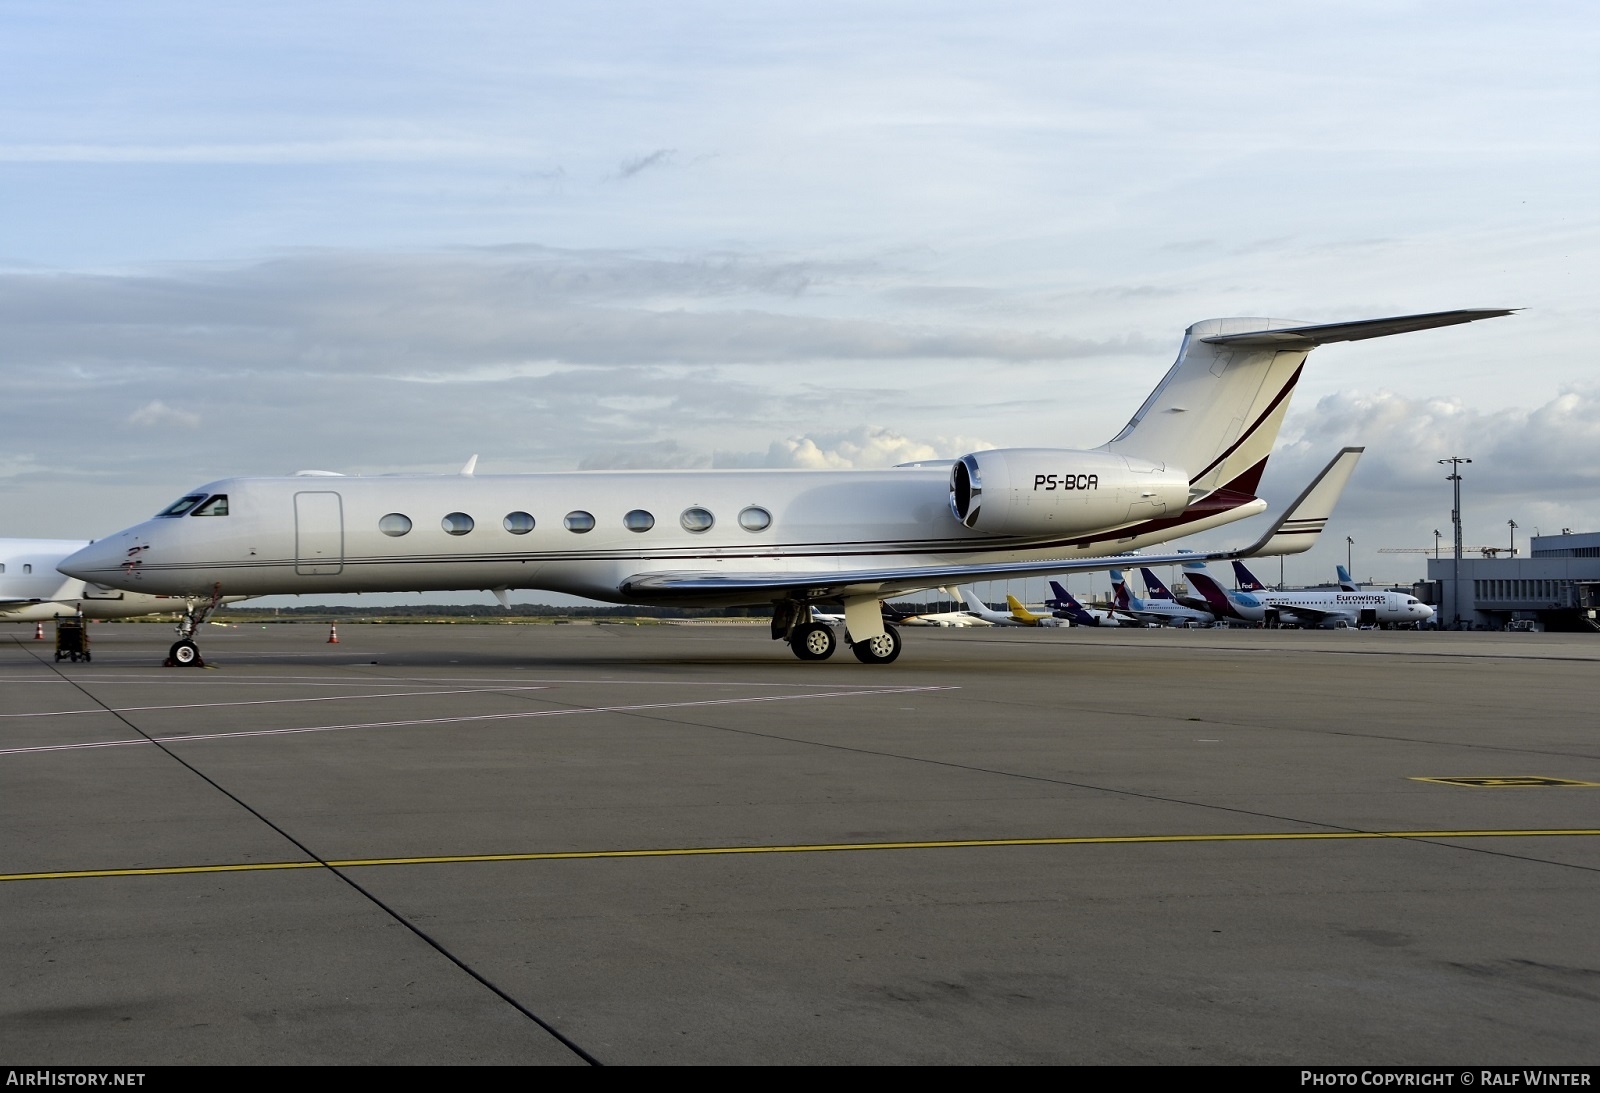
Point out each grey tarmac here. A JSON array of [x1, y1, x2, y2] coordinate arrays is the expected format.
[[2, 621, 1597, 1066]]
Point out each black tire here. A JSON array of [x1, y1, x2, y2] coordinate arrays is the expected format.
[[849, 623, 902, 664], [789, 622, 837, 661], [169, 639, 201, 666]]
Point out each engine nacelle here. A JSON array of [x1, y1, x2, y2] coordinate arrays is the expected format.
[[948, 448, 1190, 536]]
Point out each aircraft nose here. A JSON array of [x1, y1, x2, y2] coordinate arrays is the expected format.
[[59, 536, 135, 582]]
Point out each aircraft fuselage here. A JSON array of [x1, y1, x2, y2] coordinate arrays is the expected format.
[[61, 459, 1208, 606]]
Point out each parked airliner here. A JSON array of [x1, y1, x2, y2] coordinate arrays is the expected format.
[[1044, 580, 1134, 626], [1184, 562, 1435, 629], [60, 309, 1507, 665], [1109, 568, 1216, 627]]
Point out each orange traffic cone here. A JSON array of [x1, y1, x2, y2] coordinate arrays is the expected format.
[[34, 622, 45, 640], [327, 624, 339, 644]]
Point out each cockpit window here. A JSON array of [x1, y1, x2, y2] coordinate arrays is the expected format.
[[157, 494, 207, 518], [191, 494, 229, 517]]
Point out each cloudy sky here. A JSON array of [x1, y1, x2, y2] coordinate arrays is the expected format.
[[2, 2, 1595, 606]]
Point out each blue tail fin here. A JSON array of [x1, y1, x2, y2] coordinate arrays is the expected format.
[[1232, 560, 1269, 592], [1336, 564, 1357, 591], [1140, 567, 1175, 601]]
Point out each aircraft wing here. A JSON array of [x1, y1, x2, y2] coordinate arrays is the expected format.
[[620, 448, 1364, 604]]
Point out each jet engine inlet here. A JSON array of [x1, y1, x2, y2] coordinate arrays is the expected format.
[[949, 455, 982, 527]]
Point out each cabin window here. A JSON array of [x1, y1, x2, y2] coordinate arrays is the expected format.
[[378, 513, 413, 537], [738, 506, 772, 532], [564, 511, 595, 533], [442, 512, 475, 536], [23, 564, 31, 574], [191, 494, 229, 516], [503, 511, 535, 534], [680, 507, 714, 533], [0, 564, 5, 573], [157, 494, 206, 518], [623, 509, 655, 532]]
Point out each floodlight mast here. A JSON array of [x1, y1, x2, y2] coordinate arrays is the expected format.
[[1440, 457, 1472, 626]]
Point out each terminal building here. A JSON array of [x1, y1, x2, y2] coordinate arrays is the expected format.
[[1418, 530, 1600, 631]]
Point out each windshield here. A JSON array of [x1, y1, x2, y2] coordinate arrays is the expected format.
[[156, 494, 207, 518], [192, 494, 229, 516]]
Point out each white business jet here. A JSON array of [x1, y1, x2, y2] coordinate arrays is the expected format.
[[60, 310, 1508, 666], [0, 537, 198, 622]]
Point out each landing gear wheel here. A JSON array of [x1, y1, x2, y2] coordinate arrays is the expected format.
[[789, 622, 837, 661], [168, 639, 202, 667], [849, 623, 902, 664]]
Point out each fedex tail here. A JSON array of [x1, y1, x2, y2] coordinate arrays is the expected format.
[[1232, 560, 1271, 592]]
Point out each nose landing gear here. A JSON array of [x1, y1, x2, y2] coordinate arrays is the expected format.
[[165, 584, 222, 667]]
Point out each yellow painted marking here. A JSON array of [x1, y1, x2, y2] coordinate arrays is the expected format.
[[1411, 777, 1600, 788], [5, 828, 1599, 883]]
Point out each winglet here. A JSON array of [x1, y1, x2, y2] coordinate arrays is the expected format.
[[461, 454, 479, 476], [1240, 447, 1364, 558]]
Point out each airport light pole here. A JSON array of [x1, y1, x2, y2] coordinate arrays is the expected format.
[[1433, 529, 1441, 559], [1440, 457, 1471, 627], [1346, 536, 1353, 582], [1508, 519, 1517, 558]]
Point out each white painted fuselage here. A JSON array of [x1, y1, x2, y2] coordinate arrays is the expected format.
[[60, 461, 1211, 606]]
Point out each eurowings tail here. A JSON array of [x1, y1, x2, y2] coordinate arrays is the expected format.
[[1336, 564, 1358, 591], [1184, 564, 1243, 619]]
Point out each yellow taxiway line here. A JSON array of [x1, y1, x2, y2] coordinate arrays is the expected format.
[[5, 828, 1598, 883]]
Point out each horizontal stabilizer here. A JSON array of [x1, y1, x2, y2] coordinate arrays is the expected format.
[[1201, 309, 1515, 347]]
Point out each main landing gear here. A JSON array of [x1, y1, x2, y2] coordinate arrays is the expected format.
[[166, 584, 222, 668], [773, 603, 903, 665]]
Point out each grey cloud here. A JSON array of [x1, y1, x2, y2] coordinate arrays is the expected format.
[[1242, 387, 1600, 569], [577, 441, 710, 470], [0, 248, 1134, 378], [617, 148, 675, 179]]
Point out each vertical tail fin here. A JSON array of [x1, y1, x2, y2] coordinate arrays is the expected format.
[[1102, 310, 1513, 498], [1006, 594, 1047, 625], [1336, 565, 1357, 591], [1140, 567, 1175, 601], [1183, 565, 1239, 618], [1232, 560, 1270, 592], [1110, 570, 1132, 610]]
